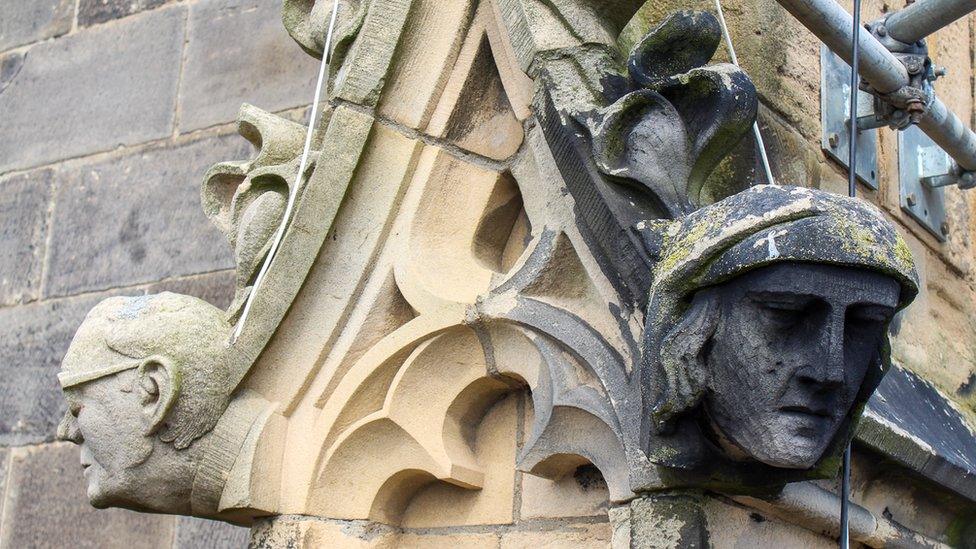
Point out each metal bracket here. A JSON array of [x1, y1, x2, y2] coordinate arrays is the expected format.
[[820, 46, 879, 189], [899, 125, 949, 241]]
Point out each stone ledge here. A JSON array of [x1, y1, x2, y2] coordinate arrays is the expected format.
[[859, 364, 976, 502]]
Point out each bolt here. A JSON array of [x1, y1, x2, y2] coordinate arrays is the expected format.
[[941, 221, 950, 236], [907, 193, 917, 207], [828, 133, 840, 148], [935, 67, 948, 78], [960, 171, 975, 189], [876, 25, 887, 36]]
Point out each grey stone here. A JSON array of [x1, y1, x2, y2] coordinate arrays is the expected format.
[[0, 270, 235, 447], [174, 517, 250, 549], [56, 293, 241, 515], [0, 50, 25, 95], [694, 263, 900, 469], [0, 447, 8, 522], [178, 0, 319, 132], [0, 168, 53, 306], [0, 0, 73, 52], [0, 443, 174, 549], [148, 270, 238, 311], [0, 295, 102, 446], [78, 0, 172, 27], [0, 7, 185, 174], [630, 493, 708, 549], [44, 134, 248, 297]]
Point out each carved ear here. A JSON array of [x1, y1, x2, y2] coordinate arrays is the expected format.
[[137, 357, 182, 436]]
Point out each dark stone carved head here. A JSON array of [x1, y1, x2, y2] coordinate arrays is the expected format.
[[641, 185, 919, 471], [56, 293, 236, 515]]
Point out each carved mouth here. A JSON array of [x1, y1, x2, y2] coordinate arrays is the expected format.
[[779, 405, 831, 418]]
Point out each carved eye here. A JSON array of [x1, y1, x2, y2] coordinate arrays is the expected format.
[[847, 305, 894, 327], [753, 298, 808, 329]]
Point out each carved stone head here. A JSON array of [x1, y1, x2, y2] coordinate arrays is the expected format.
[[642, 185, 919, 471], [56, 293, 233, 514]]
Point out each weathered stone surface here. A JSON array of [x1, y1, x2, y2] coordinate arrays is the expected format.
[[0, 443, 174, 549], [173, 517, 250, 549], [0, 168, 53, 306], [520, 465, 609, 519], [0, 447, 8, 523], [499, 524, 611, 549], [148, 270, 238, 311], [78, 0, 172, 27], [630, 494, 708, 549], [0, 50, 25, 95], [0, 295, 101, 445], [401, 533, 500, 548], [0, 7, 185, 174], [0, 0, 73, 52], [178, 0, 319, 132], [44, 134, 247, 297]]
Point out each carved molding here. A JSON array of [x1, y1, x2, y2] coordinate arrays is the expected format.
[[55, 0, 927, 541]]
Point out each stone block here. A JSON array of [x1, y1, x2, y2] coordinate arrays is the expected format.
[[147, 270, 238, 311], [0, 443, 174, 549], [520, 465, 609, 519], [499, 523, 611, 549], [178, 0, 319, 132], [0, 295, 103, 445], [0, 0, 73, 52], [44, 134, 248, 297], [703, 497, 835, 548], [173, 516, 250, 549], [399, 532, 500, 548], [399, 396, 517, 527], [0, 7, 185, 174], [0, 168, 53, 306], [78, 0, 172, 27]]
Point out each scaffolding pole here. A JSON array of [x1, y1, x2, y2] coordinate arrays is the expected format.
[[774, 0, 976, 172], [885, 0, 976, 44]]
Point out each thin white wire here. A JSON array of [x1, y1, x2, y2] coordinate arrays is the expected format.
[[232, 5, 341, 343], [713, 0, 777, 186]]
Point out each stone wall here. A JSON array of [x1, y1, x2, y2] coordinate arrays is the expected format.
[[0, 0, 318, 545]]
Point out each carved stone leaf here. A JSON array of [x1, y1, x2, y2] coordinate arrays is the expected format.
[[628, 10, 721, 90], [592, 90, 694, 217], [656, 65, 758, 206], [281, 0, 368, 61]]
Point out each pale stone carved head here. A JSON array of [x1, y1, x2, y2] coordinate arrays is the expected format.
[[641, 185, 919, 471], [56, 293, 234, 515]]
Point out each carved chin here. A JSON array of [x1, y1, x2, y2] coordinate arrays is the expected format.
[[750, 439, 824, 470], [85, 465, 114, 509]]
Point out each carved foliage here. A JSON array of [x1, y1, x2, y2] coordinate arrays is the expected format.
[[590, 11, 758, 217]]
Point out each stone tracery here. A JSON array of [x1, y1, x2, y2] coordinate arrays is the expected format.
[[51, 1, 954, 546]]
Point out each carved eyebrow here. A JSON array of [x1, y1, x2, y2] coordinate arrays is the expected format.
[[849, 304, 896, 320], [745, 291, 816, 303]]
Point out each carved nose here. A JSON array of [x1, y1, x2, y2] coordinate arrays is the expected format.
[[800, 313, 846, 388], [56, 410, 83, 444]]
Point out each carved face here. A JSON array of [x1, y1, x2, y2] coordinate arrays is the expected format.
[[702, 263, 900, 469], [58, 369, 155, 509]]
